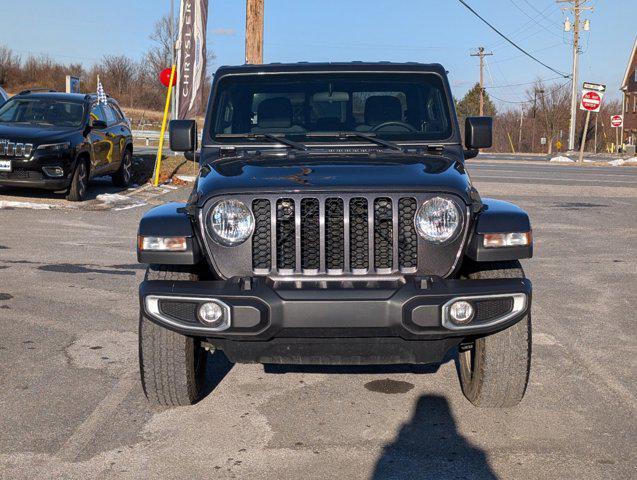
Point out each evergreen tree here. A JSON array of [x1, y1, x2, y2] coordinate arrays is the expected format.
[[456, 83, 497, 118]]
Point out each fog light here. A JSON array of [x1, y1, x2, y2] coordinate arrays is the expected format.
[[198, 302, 225, 327], [42, 166, 64, 177], [449, 300, 474, 324]]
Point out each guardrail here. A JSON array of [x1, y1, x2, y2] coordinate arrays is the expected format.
[[133, 130, 203, 146]]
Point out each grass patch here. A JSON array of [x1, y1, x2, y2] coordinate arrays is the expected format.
[[131, 153, 198, 185]]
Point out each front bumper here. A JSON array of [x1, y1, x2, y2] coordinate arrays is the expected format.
[[0, 155, 73, 190], [140, 276, 531, 364]]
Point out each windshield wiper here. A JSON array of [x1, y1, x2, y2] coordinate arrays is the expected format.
[[305, 131, 404, 152], [216, 133, 308, 151]]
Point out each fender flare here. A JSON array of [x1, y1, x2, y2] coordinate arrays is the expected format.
[[466, 198, 532, 262], [137, 202, 202, 265]]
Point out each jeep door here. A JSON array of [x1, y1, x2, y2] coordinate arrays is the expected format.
[[88, 104, 110, 174]]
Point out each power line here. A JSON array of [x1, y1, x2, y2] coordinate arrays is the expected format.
[[485, 76, 566, 89], [457, 0, 570, 78], [489, 81, 571, 104], [507, 0, 563, 39]]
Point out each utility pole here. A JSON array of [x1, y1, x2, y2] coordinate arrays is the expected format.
[[470, 47, 493, 116], [518, 108, 524, 150], [558, 0, 593, 151], [245, 0, 264, 64], [531, 89, 544, 152]]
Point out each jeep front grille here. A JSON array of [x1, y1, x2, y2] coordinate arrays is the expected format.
[[250, 195, 418, 275]]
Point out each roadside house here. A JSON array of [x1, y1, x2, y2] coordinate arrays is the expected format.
[[620, 37, 637, 147]]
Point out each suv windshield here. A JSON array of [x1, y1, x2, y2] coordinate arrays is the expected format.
[[211, 73, 453, 143], [0, 97, 85, 127]]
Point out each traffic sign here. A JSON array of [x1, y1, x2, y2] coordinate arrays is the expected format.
[[580, 90, 602, 112], [582, 82, 606, 93], [610, 115, 623, 128]]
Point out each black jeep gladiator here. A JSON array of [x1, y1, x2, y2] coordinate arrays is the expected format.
[[137, 62, 533, 408]]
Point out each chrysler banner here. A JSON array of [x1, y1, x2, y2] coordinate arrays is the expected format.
[[176, 0, 208, 119]]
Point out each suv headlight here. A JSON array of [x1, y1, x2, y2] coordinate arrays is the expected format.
[[207, 199, 254, 246], [415, 197, 461, 243], [36, 142, 71, 153]]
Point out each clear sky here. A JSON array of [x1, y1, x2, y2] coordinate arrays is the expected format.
[[0, 0, 634, 108]]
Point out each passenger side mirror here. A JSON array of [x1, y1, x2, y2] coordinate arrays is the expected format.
[[169, 119, 198, 152], [465, 117, 492, 150]]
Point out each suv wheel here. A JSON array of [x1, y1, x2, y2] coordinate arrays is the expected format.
[[139, 265, 208, 407], [112, 149, 132, 188], [457, 260, 532, 408], [65, 159, 88, 202]]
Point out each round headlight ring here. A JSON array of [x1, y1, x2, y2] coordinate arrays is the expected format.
[[207, 199, 254, 247], [415, 197, 462, 243]]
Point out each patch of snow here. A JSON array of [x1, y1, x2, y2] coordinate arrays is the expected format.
[[95, 193, 146, 211], [0, 200, 56, 210], [174, 174, 197, 183], [608, 157, 637, 167], [550, 156, 575, 163]]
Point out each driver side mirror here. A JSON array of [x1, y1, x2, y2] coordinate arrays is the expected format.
[[465, 117, 492, 151], [91, 119, 108, 130], [169, 119, 198, 152]]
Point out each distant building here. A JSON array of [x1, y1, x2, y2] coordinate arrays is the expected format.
[[620, 37, 637, 146]]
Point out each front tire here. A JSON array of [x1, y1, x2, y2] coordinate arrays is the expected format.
[[139, 265, 208, 408], [65, 159, 88, 202], [457, 261, 532, 408]]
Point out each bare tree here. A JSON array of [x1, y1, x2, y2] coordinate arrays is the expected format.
[[0, 45, 20, 87]]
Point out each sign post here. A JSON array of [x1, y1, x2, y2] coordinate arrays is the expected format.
[[578, 82, 605, 164], [611, 115, 623, 152], [65, 75, 80, 93], [153, 65, 177, 187]]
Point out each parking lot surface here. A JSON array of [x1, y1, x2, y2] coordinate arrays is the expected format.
[[0, 160, 635, 479]]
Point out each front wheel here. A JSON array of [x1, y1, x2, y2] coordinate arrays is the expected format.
[[139, 265, 208, 407], [65, 159, 88, 202], [457, 261, 532, 408]]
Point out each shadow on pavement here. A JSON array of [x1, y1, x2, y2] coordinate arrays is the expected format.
[[371, 395, 498, 480], [200, 350, 234, 399]]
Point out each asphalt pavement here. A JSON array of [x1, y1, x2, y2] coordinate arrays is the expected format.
[[0, 160, 635, 479]]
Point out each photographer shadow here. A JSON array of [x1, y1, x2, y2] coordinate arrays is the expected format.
[[372, 395, 498, 480]]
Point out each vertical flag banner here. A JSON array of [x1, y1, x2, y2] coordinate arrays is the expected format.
[[176, 0, 209, 119]]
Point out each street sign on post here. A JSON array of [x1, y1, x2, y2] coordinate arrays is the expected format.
[[578, 82, 605, 163], [580, 82, 605, 113], [610, 115, 623, 128]]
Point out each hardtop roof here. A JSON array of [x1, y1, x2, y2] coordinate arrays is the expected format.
[[214, 61, 448, 78]]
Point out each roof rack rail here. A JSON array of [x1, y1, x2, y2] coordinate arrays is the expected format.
[[18, 88, 57, 95]]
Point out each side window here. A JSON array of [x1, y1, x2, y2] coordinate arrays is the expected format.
[[104, 105, 118, 125], [90, 104, 107, 124]]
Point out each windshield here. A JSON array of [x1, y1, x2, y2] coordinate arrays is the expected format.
[[211, 73, 454, 143], [0, 97, 85, 127]]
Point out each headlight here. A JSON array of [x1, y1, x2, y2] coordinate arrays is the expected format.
[[207, 200, 254, 246], [36, 142, 70, 153], [415, 197, 461, 243]]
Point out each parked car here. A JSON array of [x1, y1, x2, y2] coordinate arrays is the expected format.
[[0, 86, 9, 105], [0, 90, 133, 201], [136, 62, 533, 409]]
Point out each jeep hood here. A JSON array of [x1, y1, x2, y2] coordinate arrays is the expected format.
[[194, 151, 473, 205]]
